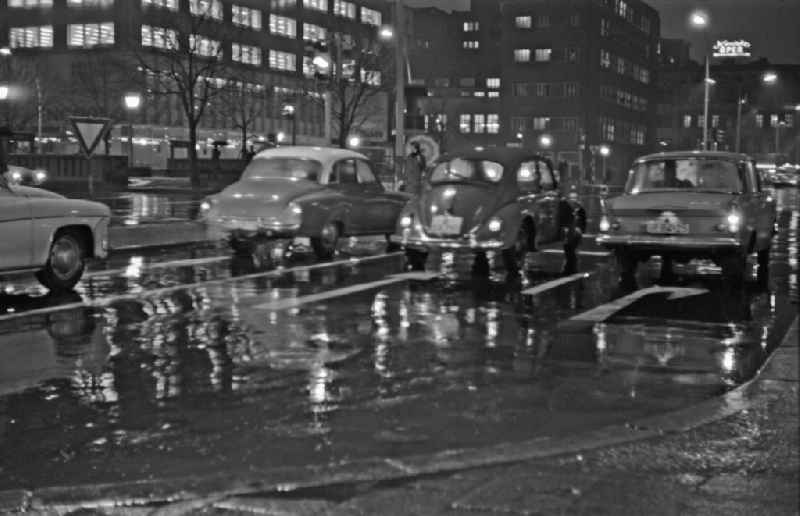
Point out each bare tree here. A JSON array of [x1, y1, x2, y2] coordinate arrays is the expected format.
[[315, 26, 394, 148], [133, 6, 228, 185], [216, 67, 267, 158], [0, 55, 64, 140]]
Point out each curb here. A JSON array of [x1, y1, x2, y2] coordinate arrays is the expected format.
[[4, 317, 797, 513]]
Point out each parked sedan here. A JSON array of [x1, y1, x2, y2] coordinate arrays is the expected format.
[[596, 151, 777, 286], [201, 146, 410, 261], [391, 147, 586, 275], [0, 168, 110, 291]]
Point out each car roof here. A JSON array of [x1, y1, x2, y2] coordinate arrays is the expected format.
[[253, 145, 368, 163], [439, 146, 552, 165], [635, 150, 752, 162]]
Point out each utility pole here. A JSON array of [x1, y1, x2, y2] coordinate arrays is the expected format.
[[394, 0, 405, 171]]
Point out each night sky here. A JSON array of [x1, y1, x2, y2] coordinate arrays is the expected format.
[[405, 0, 800, 64]]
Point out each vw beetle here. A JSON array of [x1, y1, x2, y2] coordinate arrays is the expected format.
[[391, 147, 586, 274], [596, 151, 777, 286]]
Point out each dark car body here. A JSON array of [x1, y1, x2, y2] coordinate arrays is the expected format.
[[391, 147, 586, 273], [202, 146, 410, 260], [596, 150, 777, 284]]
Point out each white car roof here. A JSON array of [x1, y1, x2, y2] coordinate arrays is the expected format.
[[253, 146, 368, 167]]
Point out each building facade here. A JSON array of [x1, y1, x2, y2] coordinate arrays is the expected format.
[[0, 0, 390, 168], [408, 0, 660, 186]]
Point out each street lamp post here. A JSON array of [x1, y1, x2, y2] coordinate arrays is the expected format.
[[599, 144, 611, 183], [123, 92, 141, 169], [394, 0, 406, 177], [775, 120, 787, 155], [281, 102, 297, 145], [690, 11, 711, 150]]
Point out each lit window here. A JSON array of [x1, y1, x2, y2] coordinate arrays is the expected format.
[[697, 115, 705, 128], [486, 77, 500, 88], [565, 83, 578, 97], [616, 56, 626, 74], [513, 82, 530, 96], [488, 91, 500, 98], [755, 114, 763, 128], [141, 25, 178, 49], [303, 0, 327, 12], [271, 0, 296, 8], [459, 114, 471, 133], [189, 0, 222, 19], [487, 114, 499, 133], [535, 48, 552, 62], [360, 69, 381, 86], [9, 25, 54, 48], [600, 49, 611, 68], [615, 0, 628, 18], [600, 18, 610, 36], [361, 7, 381, 26], [9, 0, 53, 6], [602, 118, 615, 141], [474, 114, 486, 133], [67, 0, 112, 6], [142, 0, 177, 9], [232, 43, 262, 65], [683, 115, 692, 128], [535, 15, 550, 28], [463, 21, 479, 32], [269, 50, 297, 71], [515, 16, 531, 29], [770, 114, 779, 127], [333, 0, 355, 18], [463, 40, 479, 49], [712, 115, 720, 128], [533, 117, 550, 130], [784, 114, 794, 128], [232, 5, 262, 29], [514, 48, 531, 62], [68, 22, 115, 47], [536, 83, 550, 96], [303, 23, 327, 42], [565, 47, 579, 63], [189, 34, 221, 58], [474, 91, 486, 97], [270, 15, 297, 38]]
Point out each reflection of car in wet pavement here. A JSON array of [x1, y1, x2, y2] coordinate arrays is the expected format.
[[0, 292, 108, 397], [0, 170, 110, 292], [391, 147, 586, 276], [200, 146, 410, 264], [597, 151, 777, 287]]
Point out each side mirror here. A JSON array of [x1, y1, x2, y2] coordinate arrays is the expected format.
[[5, 165, 47, 186]]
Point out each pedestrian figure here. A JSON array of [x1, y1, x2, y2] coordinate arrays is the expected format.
[[211, 145, 221, 161], [0, 126, 12, 180], [404, 141, 427, 195]]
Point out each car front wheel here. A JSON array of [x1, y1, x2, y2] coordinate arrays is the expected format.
[[36, 231, 86, 292], [312, 222, 340, 261], [405, 249, 428, 271]]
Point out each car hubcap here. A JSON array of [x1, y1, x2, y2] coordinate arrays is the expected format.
[[51, 237, 81, 280]]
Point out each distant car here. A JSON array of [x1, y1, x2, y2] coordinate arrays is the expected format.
[[0, 167, 110, 291], [391, 147, 586, 275], [596, 151, 777, 286], [201, 146, 411, 261], [771, 165, 799, 187]]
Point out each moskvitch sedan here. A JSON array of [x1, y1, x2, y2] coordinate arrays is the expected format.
[[596, 151, 777, 286], [201, 146, 410, 261], [0, 167, 110, 292], [391, 147, 586, 275]]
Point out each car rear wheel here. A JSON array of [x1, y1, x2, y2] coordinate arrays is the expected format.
[[615, 249, 637, 286], [472, 251, 490, 277], [312, 222, 340, 261], [405, 249, 428, 271], [36, 231, 86, 292], [503, 221, 535, 275], [720, 252, 747, 287]]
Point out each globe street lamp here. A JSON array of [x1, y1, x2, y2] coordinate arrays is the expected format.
[[690, 10, 712, 150], [762, 72, 778, 85], [348, 135, 361, 148], [281, 102, 297, 145], [539, 134, 553, 149], [599, 144, 611, 183], [123, 92, 142, 169]]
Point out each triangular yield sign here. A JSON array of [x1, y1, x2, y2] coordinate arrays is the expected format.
[[69, 116, 112, 157]]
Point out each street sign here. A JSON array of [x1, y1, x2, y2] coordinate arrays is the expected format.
[[68, 116, 112, 157]]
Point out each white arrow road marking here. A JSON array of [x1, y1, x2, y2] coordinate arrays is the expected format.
[[254, 271, 439, 312], [522, 272, 591, 297], [569, 286, 709, 323]]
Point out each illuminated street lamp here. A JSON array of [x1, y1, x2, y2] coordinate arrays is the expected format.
[[379, 26, 394, 40], [762, 72, 778, 84], [690, 9, 712, 150], [599, 144, 611, 183], [123, 92, 142, 168], [539, 134, 553, 149], [347, 135, 361, 148], [276, 131, 286, 144], [0, 85, 8, 101], [281, 102, 297, 145]]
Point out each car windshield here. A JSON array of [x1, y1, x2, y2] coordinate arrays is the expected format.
[[241, 157, 322, 182], [626, 158, 744, 194], [429, 158, 503, 184]]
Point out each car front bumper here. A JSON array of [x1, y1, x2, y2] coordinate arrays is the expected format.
[[596, 233, 742, 252]]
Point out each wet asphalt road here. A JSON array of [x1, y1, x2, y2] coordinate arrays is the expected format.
[[0, 188, 796, 492]]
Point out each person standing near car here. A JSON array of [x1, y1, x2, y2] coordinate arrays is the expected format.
[[0, 126, 11, 176], [404, 141, 427, 195]]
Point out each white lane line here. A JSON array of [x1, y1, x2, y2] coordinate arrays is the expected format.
[[84, 256, 231, 279], [540, 249, 612, 257], [521, 272, 591, 296], [568, 286, 709, 323], [254, 271, 439, 311], [0, 253, 404, 322]]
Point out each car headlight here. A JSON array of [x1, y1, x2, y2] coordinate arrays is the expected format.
[[281, 202, 303, 225], [400, 214, 413, 228], [599, 215, 611, 232], [33, 169, 47, 184], [726, 211, 741, 232], [487, 217, 503, 233]]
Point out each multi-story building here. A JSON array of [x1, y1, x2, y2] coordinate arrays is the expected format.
[[408, 0, 661, 186], [0, 0, 390, 168]]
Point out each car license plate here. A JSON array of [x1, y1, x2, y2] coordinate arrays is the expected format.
[[645, 222, 689, 234], [430, 215, 463, 235]]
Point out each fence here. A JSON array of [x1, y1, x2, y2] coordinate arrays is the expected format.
[[8, 154, 129, 191]]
